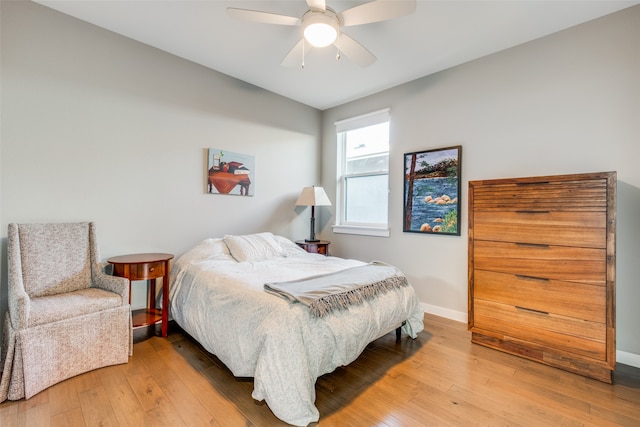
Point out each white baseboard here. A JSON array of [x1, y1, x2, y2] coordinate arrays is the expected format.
[[421, 303, 640, 369], [617, 350, 640, 368], [421, 302, 467, 323]]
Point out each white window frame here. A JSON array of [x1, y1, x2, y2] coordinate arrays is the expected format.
[[333, 108, 390, 237]]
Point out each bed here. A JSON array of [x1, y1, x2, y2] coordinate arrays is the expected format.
[[169, 232, 424, 426]]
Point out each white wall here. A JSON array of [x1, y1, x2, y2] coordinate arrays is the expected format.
[[321, 5, 640, 365], [0, 2, 321, 325]]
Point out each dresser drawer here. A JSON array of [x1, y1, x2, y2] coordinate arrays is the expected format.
[[473, 270, 606, 322], [472, 299, 607, 361], [473, 240, 606, 285], [472, 179, 607, 211], [472, 210, 606, 248]]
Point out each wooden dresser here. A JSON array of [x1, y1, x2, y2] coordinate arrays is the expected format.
[[468, 172, 616, 383]]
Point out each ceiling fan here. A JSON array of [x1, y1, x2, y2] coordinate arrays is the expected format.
[[227, 0, 417, 68]]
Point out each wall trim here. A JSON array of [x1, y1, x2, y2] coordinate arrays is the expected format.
[[421, 302, 467, 323], [617, 350, 640, 369]]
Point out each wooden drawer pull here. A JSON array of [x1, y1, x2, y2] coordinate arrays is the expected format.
[[515, 210, 550, 214], [516, 181, 550, 185], [515, 242, 550, 248], [515, 306, 549, 315], [516, 274, 550, 282]]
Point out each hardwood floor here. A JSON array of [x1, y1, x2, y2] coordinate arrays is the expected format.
[[1, 313, 639, 426]]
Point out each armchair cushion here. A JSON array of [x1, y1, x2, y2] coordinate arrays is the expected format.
[[28, 288, 125, 327]]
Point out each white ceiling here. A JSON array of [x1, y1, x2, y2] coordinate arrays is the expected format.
[[34, 0, 639, 110]]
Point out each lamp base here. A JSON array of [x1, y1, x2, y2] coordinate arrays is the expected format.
[[307, 214, 319, 243]]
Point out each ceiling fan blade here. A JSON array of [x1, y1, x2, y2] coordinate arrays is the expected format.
[[227, 8, 300, 26], [306, 0, 326, 12], [334, 33, 376, 67], [281, 39, 311, 67], [338, 0, 416, 27]]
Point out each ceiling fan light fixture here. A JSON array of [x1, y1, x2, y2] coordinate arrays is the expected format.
[[303, 12, 339, 48]]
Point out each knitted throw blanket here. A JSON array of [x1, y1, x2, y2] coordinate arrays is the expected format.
[[264, 261, 409, 317]]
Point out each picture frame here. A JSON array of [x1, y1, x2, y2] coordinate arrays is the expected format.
[[403, 145, 461, 235], [207, 148, 255, 196]]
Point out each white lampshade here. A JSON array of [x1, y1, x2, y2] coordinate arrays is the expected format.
[[296, 186, 332, 207]]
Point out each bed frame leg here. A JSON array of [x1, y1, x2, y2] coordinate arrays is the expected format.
[[396, 321, 407, 342]]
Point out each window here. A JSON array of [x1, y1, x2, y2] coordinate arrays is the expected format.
[[333, 109, 390, 237]]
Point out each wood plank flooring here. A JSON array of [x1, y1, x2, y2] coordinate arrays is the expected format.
[[1, 313, 639, 426]]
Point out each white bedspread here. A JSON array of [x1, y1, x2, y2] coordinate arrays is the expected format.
[[169, 243, 424, 426]]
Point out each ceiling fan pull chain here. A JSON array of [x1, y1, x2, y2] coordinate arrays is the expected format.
[[302, 39, 305, 69]]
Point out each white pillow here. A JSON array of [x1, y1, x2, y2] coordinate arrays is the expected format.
[[176, 238, 233, 266], [223, 232, 285, 262], [273, 235, 308, 257]]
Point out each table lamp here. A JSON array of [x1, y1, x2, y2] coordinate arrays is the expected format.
[[296, 186, 331, 242]]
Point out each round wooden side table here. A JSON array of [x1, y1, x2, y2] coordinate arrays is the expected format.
[[107, 253, 174, 338]]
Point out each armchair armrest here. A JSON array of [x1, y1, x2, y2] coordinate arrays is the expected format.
[[7, 224, 31, 330], [8, 284, 30, 331], [92, 265, 129, 303]]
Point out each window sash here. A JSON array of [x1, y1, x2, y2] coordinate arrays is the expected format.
[[346, 152, 389, 175], [343, 173, 389, 226], [335, 109, 390, 235]]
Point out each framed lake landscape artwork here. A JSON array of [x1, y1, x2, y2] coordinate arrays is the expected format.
[[207, 148, 255, 196], [403, 146, 461, 235]]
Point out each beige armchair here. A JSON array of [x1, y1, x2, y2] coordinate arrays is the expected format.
[[0, 222, 132, 401]]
